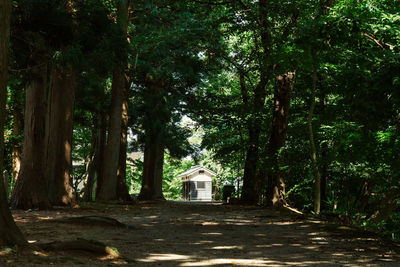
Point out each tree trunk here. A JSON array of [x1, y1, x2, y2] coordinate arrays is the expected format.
[[116, 82, 131, 201], [240, 0, 271, 205], [0, 0, 27, 246], [82, 121, 98, 202], [240, 74, 267, 204], [358, 178, 372, 214], [241, 127, 261, 204], [138, 140, 166, 201], [11, 62, 51, 210], [266, 72, 296, 207], [153, 143, 165, 200], [138, 82, 166, 201], [95, 114, 107, 198], [45, 65, 76, 206], [320, 141, 328, 211], [97, 67, 124, 201], [96, 0, 130, 201], [308, 62, 321, 214], [10, 88, 23, 192]]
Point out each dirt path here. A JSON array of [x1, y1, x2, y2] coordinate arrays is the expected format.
[[1, 202, 400, 266]]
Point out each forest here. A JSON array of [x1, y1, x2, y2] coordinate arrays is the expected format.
[[0, 0, 400, 265]]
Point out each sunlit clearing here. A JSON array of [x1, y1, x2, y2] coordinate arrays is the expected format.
[[201, 232, 222, 235], [37, 216, 52, 220], [201, 222, 219, 226], [180, 258, 275, 266], [137, 253, 190, 262], [211, 245, 243, 250], [33, 251, 49, 257], [254, 233, 266, 237], [193, 240, 213, 245]]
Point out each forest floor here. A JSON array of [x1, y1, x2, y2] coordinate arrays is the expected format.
[[1, 201, 400, 266]]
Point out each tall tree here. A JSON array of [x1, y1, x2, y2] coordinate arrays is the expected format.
[[138, 83, 167, 201], [266, 72, 296, 206], [0, 0, 27, 246], [10, 61, 50, 209], [45, 65, 76, 206], [116, 78, 132, 201], [241, 0, 272, 204], [97, 0, 131, 201]]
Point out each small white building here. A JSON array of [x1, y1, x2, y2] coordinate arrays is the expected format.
[[178, 165, 216, 201]]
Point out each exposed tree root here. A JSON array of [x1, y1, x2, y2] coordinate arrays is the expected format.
[[49, 216, 131, 228], [39, 238, 120, 258]]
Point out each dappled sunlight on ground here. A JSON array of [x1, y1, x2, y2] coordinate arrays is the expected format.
[[1, 202, 399, 266]]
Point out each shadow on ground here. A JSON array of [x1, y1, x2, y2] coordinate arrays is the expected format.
[[2, 202, 400, 266]]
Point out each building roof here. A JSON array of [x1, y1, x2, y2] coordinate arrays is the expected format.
[[178, 165, 217, 178]]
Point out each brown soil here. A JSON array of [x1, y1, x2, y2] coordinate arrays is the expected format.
[[1, 201, 400, 266]]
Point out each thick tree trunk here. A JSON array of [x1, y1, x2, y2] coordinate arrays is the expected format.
[[240, 0, 271, 205], [11, 63, 51, 210], [96, 0, 130, 201], [241, 127, 261, 204], [138, 140, 165, 201], [10, 88, 23, 191], [97, 67, 124, 201], [153, 143, 165, 200], [138, 83, 166, 201], [267, 72, 295, 207], [45, 65, 76, 206], [240, 76, 267, 204], [308, 62, 321, 214], [116, 83, 131, 201], [0, 0, 27, 246]]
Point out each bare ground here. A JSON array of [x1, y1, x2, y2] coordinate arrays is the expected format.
[[1, 201, 400, 266]]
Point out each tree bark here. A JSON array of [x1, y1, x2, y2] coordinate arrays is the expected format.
[[138, 140, 166, 201], [82, 121, 98, 202], [11, 62, 51, 210], [240, 0, 271, 205], [266, 72, 296, 207], [45, 65, 76, 206], [308, 62, 321, 214], [116, 81, 131, 201], [97, 67, 124, 201], [0, 0, 27, 246], [97, 0, 130, 201], [138, 82, 166, 201], [153, 143, 165, 200]]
